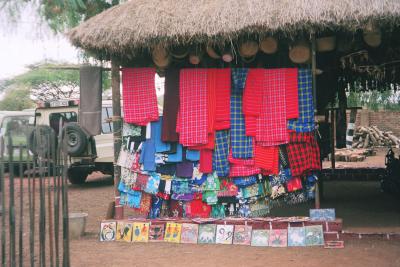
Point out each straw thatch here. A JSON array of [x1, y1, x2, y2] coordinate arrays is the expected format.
[[68, 0, 400, 56]]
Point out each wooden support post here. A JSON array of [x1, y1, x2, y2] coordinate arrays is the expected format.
[[330, 109, 336, 169], [111, 59, 123, 219]]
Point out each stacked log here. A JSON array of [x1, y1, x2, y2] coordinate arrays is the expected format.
[[334, 148, 376, 162], [352, 126, 400, 148]]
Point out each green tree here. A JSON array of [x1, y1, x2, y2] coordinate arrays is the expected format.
[[1, 0, 121, 33], [0, 88, 34, 111]]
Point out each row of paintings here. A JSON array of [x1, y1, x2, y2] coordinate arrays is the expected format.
[[100, 221, 324, 247]]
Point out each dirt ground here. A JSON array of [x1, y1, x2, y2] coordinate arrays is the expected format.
[[1, 165, 400, 266]]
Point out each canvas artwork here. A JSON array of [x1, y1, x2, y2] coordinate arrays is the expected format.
[[100, 221, 117, 242], [116, 221, 133, 242], [305, 225, 324, 246], [233, 225, 252, 245], [309, 209, 336, 221], [180, 223, 199, 244], [288, 227, 306, 246], [164, 222, 182, 243], [250, 229, 270, 247], [215, 225, 234, 245], [132, 222, 150, 242], [198, 224, 217, 244], [149, 223, 165, 242], [269, 229, 288, 247]]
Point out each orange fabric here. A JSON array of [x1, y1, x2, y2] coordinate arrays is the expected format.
[[254, 145, 279, 174]]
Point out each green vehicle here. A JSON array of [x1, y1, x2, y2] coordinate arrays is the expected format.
[[0, 111, 35, 169]]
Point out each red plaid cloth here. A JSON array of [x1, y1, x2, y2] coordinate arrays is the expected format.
[[229, 163, 261, 177], [214, 69, 231, 130], [122, 68, 158, 125], [256, 69, 289, 146], [243, 69, 264, 136], [228, 150, 255, 166], [285, 68, 299, 119], [254, 145, 279, 174], [200, 149, 213, 173], [207, 69, 217, 133], [178, 69, 208, 146], [286, 132, 321, 177]]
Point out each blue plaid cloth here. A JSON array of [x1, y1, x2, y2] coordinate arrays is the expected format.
[[288, 69, 315, 132], [213, 130, 230, 176], [231, 68, 253, 158]]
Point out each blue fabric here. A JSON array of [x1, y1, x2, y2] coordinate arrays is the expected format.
[[149, 196, 163, 218], [186, 149, 200, 161], [127, 190, 142, 208], [288, 69, 315, 132], [231, 68, 253, 158], [171, 178, 191, 194], [166, 144, 183, 162], [213, 130, 230, 176], [232, 176, 257, 188], [144, 172, 161, 194], [152, 117, 171, 152], [140, 139, 156, 171]]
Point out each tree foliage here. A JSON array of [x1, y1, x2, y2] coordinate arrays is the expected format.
[[0, 88, 34, 111], [1, 0, 121, 33]]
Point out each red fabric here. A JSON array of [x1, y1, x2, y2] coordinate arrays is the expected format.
[[285, 68, 299, 119], [229, 164, 261, 177], [243, 69, 264, 136], [186, 199, 211, 218], [214, 68, 231, 130], [190, 132, 215, 150], [286, 177, 303, 192], [178, 69, 208, 146], [245, 116, 257, 136], [228, 150, 255, 166], [122, 68, 159, 125], [207, 69, 217, 133], [162, 68, 180, 142], [286, 132, 321, 177], [200, 149, 213, 173], [256, 69, 289, 146], [254, 145, 279, 174]]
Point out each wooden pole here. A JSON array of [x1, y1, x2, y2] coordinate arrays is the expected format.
[[111, 59, 123, 220], [311, 33, 320, 209]]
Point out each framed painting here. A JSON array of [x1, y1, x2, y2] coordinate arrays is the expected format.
[[116, 221, 133, 242], [269, 229, 288, 247], [180, 223, 199, 244], [132, 222, 150, 242], [164, 222, 182, 243], [149, 223, 165, 242], [250, 229, 269, 247], [233, 225, 252, 245], [100, 221, 116, 242], [305, 225, 324, 246], [288, 227, 306, 247], [198, 224, 217, 244], [215, 225, 234, 245]]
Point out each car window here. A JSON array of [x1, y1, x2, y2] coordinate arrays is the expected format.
[[1, 116, 32, 135], [49, 112, 78, 135], [101, 107, 113, 134]]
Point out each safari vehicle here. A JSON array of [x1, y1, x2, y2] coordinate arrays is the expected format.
[[0, 111, 35, 169], [32, 99, 114, 184]]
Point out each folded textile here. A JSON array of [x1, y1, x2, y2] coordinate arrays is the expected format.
[[279, 145, 290, 169], [149, 196, 163, 218], [229, 163, 261, 177], [162, 68, 180, 142], [228, 150, 255, 166], [256, 69, 289, 146], [122, 68, 159, 125], [254, 145, 279, 174], [165, 144, 183, 163], [178, 69, 208, 146], [200, 149, 213, 173], [243, 69, 264, 136], [176, 159, 194, 178], [156, 164, 176, 175], [214, 68, 231, 130], [288, 69, 315, 132], [286, 132, 321, 177], [231, 68, 253, 158], [152, 117, 171, 153], [186, 149, 200, 161], [232, 176, 258, 187], [139, 140, 156, 171], [285, 68, 299, 119], [144, 172, 161, 195], [212, 130, 230, 177]]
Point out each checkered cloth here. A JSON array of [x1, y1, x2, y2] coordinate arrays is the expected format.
[[212, 130, 230, 177], [231, 68, 253, 158], [229, 163, 261, 177], [285, 68, 299, 119], [200, 149, 213, 173], [228, 150, 255, 166], [215, 69, 231, 130], [243, 69, 264, 136], [122, 68, 159, 125], [178, 69, 208, 146], [286, 132, 321, 177], [256, 69, 289, 146], [288, 69, 315, 132], [279, 145, 290, 169], [254, 145, 279, 174]]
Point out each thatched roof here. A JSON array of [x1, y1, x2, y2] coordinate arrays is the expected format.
[[68, 0, 400, 56]]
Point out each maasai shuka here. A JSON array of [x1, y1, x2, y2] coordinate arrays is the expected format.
[[256, 69, 289, 146], [231, 68, 253, 158], [214, 69, 231, 130], [254, 145, 279, 175], [284, 68, 299, 119], [243, 69, 264, 136], [288, 69, 315, 132], [212, 130, 230, 177], [286, 132, 321, 177], [122, 68, 159, 125], [178, 69, 209, 146]]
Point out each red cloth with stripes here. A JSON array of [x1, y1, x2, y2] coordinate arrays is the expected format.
[[254, 145, 279, 174], [178, 69, 209, 146], [214, 68, 231, 130], [256, 69, 289, 146], [229, 163, 261, 177], [243, 69, 264, 136], [199, 149, 213, 173], [228, 150, 255, 166], [122, 68, 158, 125], [285, 68, 299, 119]]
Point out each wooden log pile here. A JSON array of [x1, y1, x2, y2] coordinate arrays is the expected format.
[[352, 126, 400, 148], [334, 148, 376, 162]]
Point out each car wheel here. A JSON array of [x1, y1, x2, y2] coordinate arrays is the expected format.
[[62, 123, 87, 157], [67, 167, 89, 184]]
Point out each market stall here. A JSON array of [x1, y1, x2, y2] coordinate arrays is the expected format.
[[68, 0, 400, 246]]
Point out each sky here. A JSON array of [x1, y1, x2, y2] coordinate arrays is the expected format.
[[0, 3, 79, 80]]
